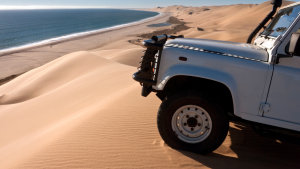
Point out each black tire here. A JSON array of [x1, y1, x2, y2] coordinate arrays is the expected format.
[[157, 90, 229, 154]]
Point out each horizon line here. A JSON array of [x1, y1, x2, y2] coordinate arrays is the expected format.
[[0, 5, 141, 10]]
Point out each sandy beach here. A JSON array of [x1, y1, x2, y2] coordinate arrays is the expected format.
[[1, 1, 300, 168]]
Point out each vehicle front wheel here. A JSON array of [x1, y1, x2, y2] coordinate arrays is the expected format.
[[157, 91, 229, 154]]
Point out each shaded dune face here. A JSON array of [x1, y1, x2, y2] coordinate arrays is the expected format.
[[0, 52, 119, 105]]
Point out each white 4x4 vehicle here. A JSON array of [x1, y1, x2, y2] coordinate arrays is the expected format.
[[133, 0, 300, 154]]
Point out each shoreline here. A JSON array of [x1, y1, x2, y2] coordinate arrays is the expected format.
[[0, 11, 163, 57], [0, 12, 173, 80]]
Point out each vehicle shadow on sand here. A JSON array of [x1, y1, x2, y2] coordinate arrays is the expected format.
[[177, 121, 300, 169]]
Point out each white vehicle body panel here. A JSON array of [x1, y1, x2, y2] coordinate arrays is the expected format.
[[241, 113, 300, 131], [262, 11, 300, 125], [153, 41, 270, 117]]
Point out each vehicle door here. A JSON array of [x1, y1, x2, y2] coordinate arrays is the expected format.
[[264, 5, 300, 124]]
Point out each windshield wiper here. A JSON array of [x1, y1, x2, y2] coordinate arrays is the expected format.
[[275, 27, 287, 32], [263, 30, 274, 39]]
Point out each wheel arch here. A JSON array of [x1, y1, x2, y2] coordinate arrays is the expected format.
[[154, 64, 241, 116]]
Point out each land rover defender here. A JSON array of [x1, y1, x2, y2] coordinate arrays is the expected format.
[[133, 0, 300, 154]]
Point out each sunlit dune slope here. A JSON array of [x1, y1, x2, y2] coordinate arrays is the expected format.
[[90, 38, 144, 67], [149, 1, 294, 42]]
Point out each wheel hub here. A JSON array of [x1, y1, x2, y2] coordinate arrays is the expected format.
[[187, 117, 198, 127], [171, 105, 212, 143]]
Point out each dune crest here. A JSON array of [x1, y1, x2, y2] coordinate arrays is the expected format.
[[0, 51, 119, 104]]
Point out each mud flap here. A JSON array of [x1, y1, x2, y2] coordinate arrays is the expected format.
[[141, 85, 152, 97]]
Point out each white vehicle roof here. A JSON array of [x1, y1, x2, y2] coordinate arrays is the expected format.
[[280, 1, 300, 10]]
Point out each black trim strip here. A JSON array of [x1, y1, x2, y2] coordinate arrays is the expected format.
[[165, 43, 267, 62], [143, 41, 164, 50]]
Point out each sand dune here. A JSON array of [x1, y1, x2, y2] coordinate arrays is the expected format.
[[149, 1, 293, 42], [1, 1, 300, 168], [0, 51, 139, 168], [90, 38, 145, 67]]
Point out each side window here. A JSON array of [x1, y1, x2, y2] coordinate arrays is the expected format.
[[285, 28, 300, 54], [285, 41, 290, 54]]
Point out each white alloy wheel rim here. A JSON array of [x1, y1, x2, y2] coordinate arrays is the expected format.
[[171, 105, 212, 144]]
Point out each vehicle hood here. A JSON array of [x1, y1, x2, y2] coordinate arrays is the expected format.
[[165, 38, 269, 62]]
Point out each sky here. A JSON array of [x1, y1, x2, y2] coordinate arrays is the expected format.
[[0, 0, 272, 9]]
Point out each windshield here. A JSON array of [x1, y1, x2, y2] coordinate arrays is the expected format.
[[262, 5, 300, 38]]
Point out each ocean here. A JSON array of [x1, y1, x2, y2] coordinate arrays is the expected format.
[[0, 9, 159, 51]]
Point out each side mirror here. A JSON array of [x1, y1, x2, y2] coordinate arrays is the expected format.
[[275, 32, 300, 64], [289, 32, 300, 56]]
